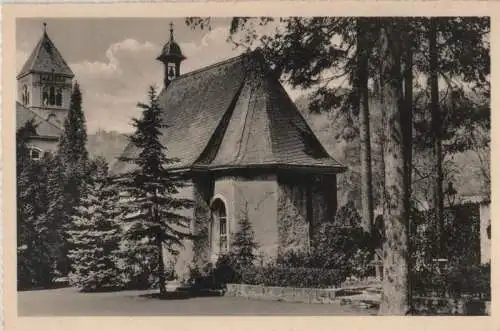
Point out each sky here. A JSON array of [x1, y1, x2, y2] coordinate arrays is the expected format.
[[16, 18, 307, 134]]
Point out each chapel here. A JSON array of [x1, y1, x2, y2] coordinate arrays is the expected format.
[[114, 24, 347, 270], [16, 23, 74, 159]]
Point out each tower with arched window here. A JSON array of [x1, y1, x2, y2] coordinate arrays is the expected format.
[[17, 23, 74, 128], [16, 22, 74, 156]]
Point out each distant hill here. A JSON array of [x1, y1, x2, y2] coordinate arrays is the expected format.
[[87, 130, 129, 168], [294, 93, 490, 210]]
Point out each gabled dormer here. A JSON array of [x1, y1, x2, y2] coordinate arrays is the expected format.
[[17, 23, 74, 126]]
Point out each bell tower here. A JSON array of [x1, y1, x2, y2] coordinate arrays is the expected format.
[[17, 22, 74, 126], [156, 22, 186, 89]]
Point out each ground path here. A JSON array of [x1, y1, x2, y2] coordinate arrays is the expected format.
[[18, 287, 377, 316]]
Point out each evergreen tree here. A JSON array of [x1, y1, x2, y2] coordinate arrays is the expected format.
[[57, 81, 90, 276], [230, 207, 258, 270], [116, 86, 193, 296], [17, 122, 54, 288], [67, 157, 122, 291]]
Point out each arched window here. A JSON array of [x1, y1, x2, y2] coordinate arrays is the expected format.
[[22, 85, 29, 105], [42, 86, 49, 106], [56, 88, 62, 106], [211, 198, 228, 256], [28, 147, 43, 161], [49, 86, 56, 105]]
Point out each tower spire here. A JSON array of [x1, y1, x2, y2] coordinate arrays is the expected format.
[[43, 22, 47, 34], [169, 22, 174, 41]]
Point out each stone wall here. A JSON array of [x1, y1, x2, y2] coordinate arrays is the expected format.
[[276, 173, 338, 253], [310, 174, 337, 238], [277, 175, 310, 253]]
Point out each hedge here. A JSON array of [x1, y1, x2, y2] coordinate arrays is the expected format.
[[240, 264, 343, 289]]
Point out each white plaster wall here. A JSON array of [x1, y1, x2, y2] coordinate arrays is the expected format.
[[480, 202, 491, 264]]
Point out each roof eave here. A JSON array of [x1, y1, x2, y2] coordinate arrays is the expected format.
[[189, 163, 347, 175]]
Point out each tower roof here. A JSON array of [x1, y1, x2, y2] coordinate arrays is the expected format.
[[17, 23, 74, 79], [156, 22, 186, 62], [114, 51, 346, 175]]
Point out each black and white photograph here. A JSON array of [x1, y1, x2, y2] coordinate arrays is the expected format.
[[13, 15, 490, 317]]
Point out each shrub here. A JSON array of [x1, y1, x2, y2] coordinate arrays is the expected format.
[[240, 264, 343, 288], [412, 262, 490, 300]]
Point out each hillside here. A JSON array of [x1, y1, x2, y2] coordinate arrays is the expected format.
[[87, 130, 129, 167], [294, 94, 490, 210]]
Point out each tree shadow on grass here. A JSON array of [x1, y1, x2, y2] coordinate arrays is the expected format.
[[139, 289, 224, 301]]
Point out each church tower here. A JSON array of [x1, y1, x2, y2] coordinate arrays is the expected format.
[[156, 22, 186, 89], [17, 23, 74, 127]]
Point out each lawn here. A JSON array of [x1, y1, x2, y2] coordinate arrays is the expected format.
[[18, 287, 377, 316]]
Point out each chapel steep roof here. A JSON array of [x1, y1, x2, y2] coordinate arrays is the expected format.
[[17, 23, 74, 79], [113, 50, 346, 175]]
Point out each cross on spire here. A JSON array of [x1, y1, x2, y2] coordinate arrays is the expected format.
[[43, 22, 47, 34], [169, 22, 174, 41]]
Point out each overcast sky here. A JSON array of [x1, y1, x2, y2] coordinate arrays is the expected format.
[[17, 18, 306, 134]]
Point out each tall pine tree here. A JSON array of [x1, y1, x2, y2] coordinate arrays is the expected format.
[[68, 157, 122, 292], [57, 81, 90, 276], [116, 86, 193, 296], [17, 121, 54, 288]]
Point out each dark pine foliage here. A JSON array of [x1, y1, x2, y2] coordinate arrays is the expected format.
[[67, 157, 122, 292], [57, 81, 90, 276], [230, 209, 259, 270], [17, 121, 54, 289], [116, 86, 193, 295]]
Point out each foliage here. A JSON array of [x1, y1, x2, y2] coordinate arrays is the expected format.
[[240, 264, 344, 289], [413, 262, 490, 300], [118, 238, 160, 290], [411, 202, 481, 269], [57, 81, 90, 276], [116, 86, 193, 294], [17, 154, 54, 289], [230, 209, 259, 272], [67, 157, 123, 292]]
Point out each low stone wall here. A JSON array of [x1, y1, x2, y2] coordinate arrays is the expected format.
[[413, 297, 490, 315], [225, 283, 358, 304]]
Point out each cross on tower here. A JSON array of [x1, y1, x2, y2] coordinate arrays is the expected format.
[[169, 22, 174, 40]]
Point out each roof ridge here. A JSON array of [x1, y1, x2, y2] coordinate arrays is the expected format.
[[174, 52, 248, 81]]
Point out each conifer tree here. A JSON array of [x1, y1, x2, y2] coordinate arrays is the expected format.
[[68, 157, 122, 291], [230, 207, 258, 270], [17, 122, 54, 288], [57, 81, 90, 276], [116, 86, 193, 296]]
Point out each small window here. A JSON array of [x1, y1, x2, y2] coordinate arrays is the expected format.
[[168, 63, 176, 80], [42, 86, 49, 106], [49, 86, 56, 106], [22, 85, 30, 105], [28, 147, 43, 161], [56, 88, 62, 106]]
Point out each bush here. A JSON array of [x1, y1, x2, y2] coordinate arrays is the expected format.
[[413, 262, 490, 300], [240, 264, 343, 288]]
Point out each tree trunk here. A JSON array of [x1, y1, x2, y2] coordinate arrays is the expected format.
[[378, 19, 411, 315], [157, 234, 167, 296], [429, 18, 444, 257], [357, 18, 375, 234], [402, 25, 414, 311]]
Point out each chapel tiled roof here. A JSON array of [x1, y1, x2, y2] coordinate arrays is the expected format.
[[114, 51, 346, 175], [16, 102, 62, 138], [17, 29, 74, 79]]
